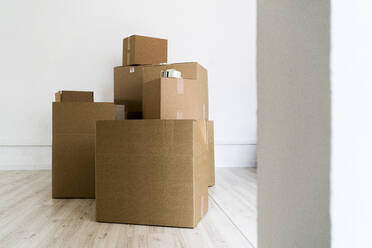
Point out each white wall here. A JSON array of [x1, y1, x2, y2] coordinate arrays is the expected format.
[[331, 1, 372, 247], [257, 0, 331, 247], [0, 0, 256, 169]]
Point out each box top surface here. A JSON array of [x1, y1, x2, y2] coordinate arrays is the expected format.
[[126, 34, 168, 42], [114, 62, 206, 71]]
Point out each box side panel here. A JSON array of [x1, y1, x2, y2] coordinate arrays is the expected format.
[[207, 121, 215, 186], [143, 79, 161, 119], [193, 121, 209, 226], [122, 38, 128, 66], [95, 120, 195, 227], [196, 63, 208, 83], [60, 91, 93, 102], [114, 66, 143, 112], [143, 65, 166, 84], [160, 78, 205, 120], [130, 36, 135, 65], [53, 102, 116, 134], [52, 102, 115, 198], [133, 35, 167, 65], [163, 63, 209, 120], [52, 134, 95, 198], [197, 65, 209, 120], [163, 39, 168, 63]]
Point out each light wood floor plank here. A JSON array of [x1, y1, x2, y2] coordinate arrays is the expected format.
[[0, 169, 256, 248], [209, 168, 257, 247]]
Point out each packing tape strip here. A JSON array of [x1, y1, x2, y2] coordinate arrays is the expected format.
[[127, 52, 130, 65], [205, 122, 209, 145], [176, 111, 183, 119], [130, 67, 135, 73], [177, 78, 184, 94], [202, 104, 206, 119], [126, 38, 131, 65], [203, 120, 208, 144], [115, 105, 125, 120]]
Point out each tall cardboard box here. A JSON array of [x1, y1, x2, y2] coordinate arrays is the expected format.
[[52, 102, 116, 198], [123, 35, 167, 66], [143, 77, 208, 120], [114, 62, 208, 118], [207, 121, 215, 186], [95, 120, 209, 228]]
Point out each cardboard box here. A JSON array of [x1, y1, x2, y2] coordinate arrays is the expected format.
[[52, 102, 116, 198], [55, 90, 93, 102], [143, 77, 207, 120], [95, 120, 209, 228], [123, 35, 167, 66], [114, 62, 208, 118], [207, 121, 215, 186]]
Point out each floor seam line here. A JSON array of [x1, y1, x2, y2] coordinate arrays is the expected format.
[[208, 192, 255, 248]]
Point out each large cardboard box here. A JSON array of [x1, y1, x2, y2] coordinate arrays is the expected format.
[[207, 121, 215, 186], [95, 120, 209, 228], [55, 90, 93, 102], [123, 35, 167, 66], [143, 77, 207, 120], [114, 62, 208, 118], [52, 102, 116, 198]]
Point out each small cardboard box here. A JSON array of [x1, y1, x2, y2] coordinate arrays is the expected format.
[[207, 121, 215, 186], [114, 62, 208, 118], [123, 35, 167, 66], [52, 102, 116, 198], [55, 90, 93, 102], [95, 120, 209, 228], [143, 77, 208, 120]]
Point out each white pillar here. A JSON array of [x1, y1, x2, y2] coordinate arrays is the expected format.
[[258, 0, 372, 247], [257, 1, 331, 247]]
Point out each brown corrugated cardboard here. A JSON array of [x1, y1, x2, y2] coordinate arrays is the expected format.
[[114, 65, 145, 114], [143, 77, 208, 120], [122, 35, 167, 66], [114, 62, 208, 119], [52, 102, 116, 198], [115, 104, 125, 120], [142, 62, 208, 84], [207, 121, 215, 186], [55, 90, 93, 102], [95, 120, 209, 228]]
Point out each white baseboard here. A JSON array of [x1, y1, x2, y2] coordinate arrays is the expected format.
[[215, 144, 257, 167], [0, 146, 51, 170], [0, 144, 257, 170]]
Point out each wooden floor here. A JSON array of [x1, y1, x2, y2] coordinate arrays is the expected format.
[[0, 168, 257, 248]]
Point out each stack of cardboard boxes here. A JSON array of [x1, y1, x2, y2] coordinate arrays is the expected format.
[[52, 35, 215, 228]]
